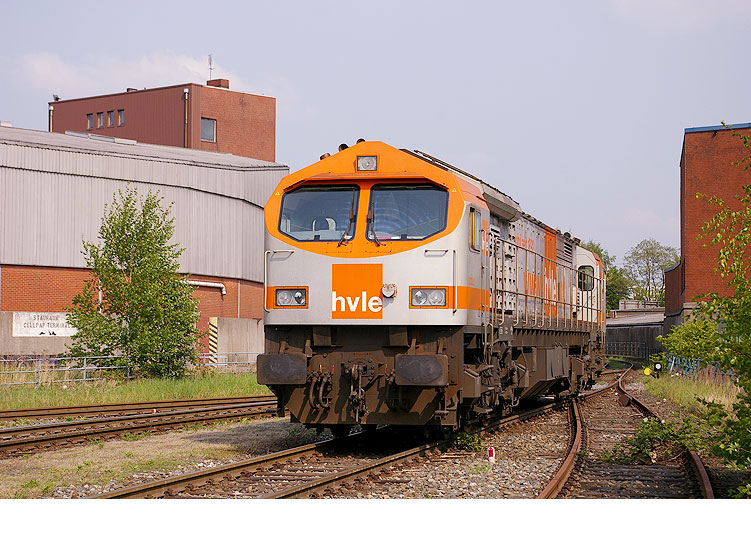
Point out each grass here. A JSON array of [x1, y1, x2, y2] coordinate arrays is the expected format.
[[0, 372, 270, 411], [468, 463, 493, 474], [643, 374, 738, 415]]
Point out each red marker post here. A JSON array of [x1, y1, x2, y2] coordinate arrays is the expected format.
[[487, 446, 496, 464]]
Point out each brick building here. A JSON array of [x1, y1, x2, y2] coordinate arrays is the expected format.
[[664, 123, 751, 332], [48, 79, 275, 162], [0, 125, 288, 357]]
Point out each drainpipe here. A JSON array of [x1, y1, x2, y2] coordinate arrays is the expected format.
[[183, 88, 189, 148], [187, 280, 226, 295]]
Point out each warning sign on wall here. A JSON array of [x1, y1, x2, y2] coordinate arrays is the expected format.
[[12, 312, 77, 337]]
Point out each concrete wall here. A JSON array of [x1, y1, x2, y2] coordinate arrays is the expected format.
[[216, 317, 264, 361], [0, 311, 70, 356]]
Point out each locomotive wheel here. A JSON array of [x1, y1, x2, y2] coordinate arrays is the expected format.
[[329, 425, 353, 439]]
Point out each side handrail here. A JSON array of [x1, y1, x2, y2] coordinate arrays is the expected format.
[[263, 249, 295, 312]]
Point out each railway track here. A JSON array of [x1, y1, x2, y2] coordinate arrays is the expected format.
[[0, 397, 278, 457], [538, 370, 714, 499], [0, 395, 275, 422], [94, 401, 570, 499]]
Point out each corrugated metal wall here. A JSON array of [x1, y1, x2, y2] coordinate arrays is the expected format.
[[0, 130, 287, 282]]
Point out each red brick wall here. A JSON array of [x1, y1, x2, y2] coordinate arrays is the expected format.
[[0, 265, 263, 352], [50, 83, 276, 162], [199, 86, 275, 161], [664, 261, 682, 315], [681, 127, 751, 304], [51, 85, 190, 147], [0, 265, 90, 312]]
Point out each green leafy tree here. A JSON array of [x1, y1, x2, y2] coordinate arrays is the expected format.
[[581, 240, 632, 311], [624, 238, 679, 305], [66, 187, 202, 378]]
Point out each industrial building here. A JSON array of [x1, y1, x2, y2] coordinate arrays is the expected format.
[[48, 79, 275, 162], [0, 125, 288, 357], [664, 123, 751, 333]]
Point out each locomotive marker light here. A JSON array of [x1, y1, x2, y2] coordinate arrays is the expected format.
[[411, 288, 447, 307], [276, 288, 307, 307], [356, 156, 377, 171]]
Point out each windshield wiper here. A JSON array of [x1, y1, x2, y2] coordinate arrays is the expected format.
[[337, 190, 357, 247], [367, 205, 382, 246]]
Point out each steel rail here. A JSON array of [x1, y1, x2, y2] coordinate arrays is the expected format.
[[96, 401, 568, 499], [0, 395, 276, 421], [537, 368, 714, 499], [614, 371, 714, 499], [535, 370, 623, 499], [0, 400, 278, 456]]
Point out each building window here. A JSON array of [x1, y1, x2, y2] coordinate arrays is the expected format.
[[86, 113, 93, 130], [201, 117, 216, 142], [97, 112, 104, 129], [107, 110, 114, 127], [118, 109, 125, 126]]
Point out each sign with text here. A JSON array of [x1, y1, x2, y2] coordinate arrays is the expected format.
[[12, 312, 77, 337]]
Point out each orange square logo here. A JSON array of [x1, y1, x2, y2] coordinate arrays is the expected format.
[[331, 264, 383, 319]]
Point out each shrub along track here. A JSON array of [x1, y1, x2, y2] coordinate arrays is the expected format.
[[0, 397, 278, 457], [538, 371, 714, 499]]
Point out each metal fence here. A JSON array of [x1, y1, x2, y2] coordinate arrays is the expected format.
[[667, 355, 739, 389], [0, 352, 261, 387], [196, 352, 259, 373], [0, 355, 130, 387], [605, 341, 658, 360]]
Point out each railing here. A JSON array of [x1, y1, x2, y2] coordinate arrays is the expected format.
[[195, 352, 260, 374], [667, 355, 740, 389], [605, 341, 657, 360], [0, 355, 130, 387]]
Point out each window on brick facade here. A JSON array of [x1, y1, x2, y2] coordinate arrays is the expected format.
[[118, 109, 125, 126], [107, 110, 114, 127], [86, 113, 93, 130], [97, 112, 104, 129], [201, 117, 216, 142]]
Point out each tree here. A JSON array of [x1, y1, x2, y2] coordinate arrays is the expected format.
[[66, 187, 202, 378], [581, 240, 632, 311], [624, 238, 679, 305]]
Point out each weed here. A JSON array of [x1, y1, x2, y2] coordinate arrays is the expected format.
[[180, 423, 203, 432], [87, 437, 104, 448], [599, 415, 714, 464], [124, 452, 133, 458], [121, 431, 151, 441], [451, 432, 485, 452], [469, 463, 492, 474], [20, 479, 39, 489]]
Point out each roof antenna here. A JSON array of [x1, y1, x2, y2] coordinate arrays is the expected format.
[[208, 54, 214, 80]]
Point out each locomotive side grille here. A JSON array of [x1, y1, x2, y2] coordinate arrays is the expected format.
[[557, 239, 573, 265]]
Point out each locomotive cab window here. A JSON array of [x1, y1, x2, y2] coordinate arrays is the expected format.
[[577, 265, 594, 291], [366, 184, 448, 242], [469, 207, 482, 252], [279, 185, 359, 242]]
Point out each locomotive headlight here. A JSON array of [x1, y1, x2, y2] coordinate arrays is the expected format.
[[275, 288, 307, 307], [356, 155, 377, 171], [411, 288, 447, 307]]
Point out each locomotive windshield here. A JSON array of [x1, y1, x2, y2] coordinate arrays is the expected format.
[[279, 185, 359, 242], [367, 184, 449, 242]]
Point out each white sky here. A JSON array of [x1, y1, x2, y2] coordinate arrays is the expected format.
[[2, 0, 751, 263]]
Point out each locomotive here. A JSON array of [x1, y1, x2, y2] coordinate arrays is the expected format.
[[257, 141, 605, 436]]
